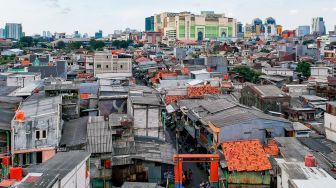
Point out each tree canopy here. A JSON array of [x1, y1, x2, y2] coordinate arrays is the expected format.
[[112, 40, 133, 49], [296, 61, 311, 77], [302, 40, 315, 46], [90, 39, 105, 50], [56, 41, 66, 49], [68, 41, 83, 50], [232, 65, 263, 83], [19, 36, 34, 47]]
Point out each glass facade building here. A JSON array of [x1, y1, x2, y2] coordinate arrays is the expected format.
[[5, 23, 23, 40], [145, 16, 154, 32]]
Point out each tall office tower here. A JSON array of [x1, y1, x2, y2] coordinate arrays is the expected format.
[[5, 23, 23, 40], [297, 26, 310, 37], [145, 16, 155, 32], [311, 17, 326, 35], [0, 28, 5, 38], [236, 22, 244, 38], [42, 31, 47, 38], [95, 30, 103, 39], [264, 17, 276, 36], [73, 31, 81, 38]]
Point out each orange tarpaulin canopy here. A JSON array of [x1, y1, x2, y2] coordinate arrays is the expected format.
[[208, 121, 220, 133]]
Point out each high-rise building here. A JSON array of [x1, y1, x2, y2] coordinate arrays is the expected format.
[[95, 30, 103, 39], [5, 23, 23, 40], [312, 17, 326, 35], [252, 18, 264, 35], [153, 11, 237, 40], [145, 16, 154, 32], [0, 28, 5, 38], [73, 31, 81, 38], [47, 31, 52, 38], [237, 22, 243, 33], [296, 26, 310, 37], [244, 23, 253, 38], [264, 17, 276, 36], [276, 25, 283, 35], [236, 22, 244, 38], [83, 33, 89, 38], [42, 31, 47, 38]]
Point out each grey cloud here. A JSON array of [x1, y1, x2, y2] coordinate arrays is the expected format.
[[60, 7, 71, 14]]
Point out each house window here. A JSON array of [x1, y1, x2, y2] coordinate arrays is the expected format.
[[106, 65, 109, 68], [36, 130, 47, 140], [42, 130, 47, 139], [36, 130, 40, 140], [96, 64, 101, 68]]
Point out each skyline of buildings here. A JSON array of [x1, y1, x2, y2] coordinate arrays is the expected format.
[[0, 14, 336, 41], [0, 23, 24, 40]]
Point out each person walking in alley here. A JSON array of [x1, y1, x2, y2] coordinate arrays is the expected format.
[[188, 168, 193, 180]]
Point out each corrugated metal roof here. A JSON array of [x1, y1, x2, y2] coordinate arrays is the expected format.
[[20, 95, 61, 119], [252, 85, 287, 98], [86, 116, 114, 154], [23, 151, 90, 188], [130, 94, 161, 106]]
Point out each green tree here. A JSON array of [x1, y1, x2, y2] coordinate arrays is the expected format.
[[68, 42, 82, 50], [56, 41, 66, 49], [112, 40, 133, 49], [296, 61, 311, 77], [19, 36, 34, 47], [302, 40, 314, 45], [233, 65, 263, 83], [260, 48, 271, 53], [89, 39, 105, 50], [212, 45, 220, 54]]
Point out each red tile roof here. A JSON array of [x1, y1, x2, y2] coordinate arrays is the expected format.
[[263, 139, 279, 156], [222, 139, 272, 172], [0, 180, 15, 187], [25, 176, 40, 183], [135, 57, 150, 64]]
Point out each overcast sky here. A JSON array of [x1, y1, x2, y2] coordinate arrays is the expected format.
[[1, 0, 336, 36]]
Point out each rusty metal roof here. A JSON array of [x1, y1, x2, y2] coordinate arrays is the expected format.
[[222, 139, 272, 172]]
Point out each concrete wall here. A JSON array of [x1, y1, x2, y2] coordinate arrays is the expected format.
[[129, 98, 162, 138], [311, 67, 330, 77], [13, 114, 61, 150], [207, 56, 228, 75], [61, 156, 90, 188], [325, 113, 336, 142], [94, 53, 132, 77], [219, 119, 291, 144], [6, 74, 41, 87], [262, 68, 294, 77], [42, 149, 56, 162], [277, 165, 290, 188]]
